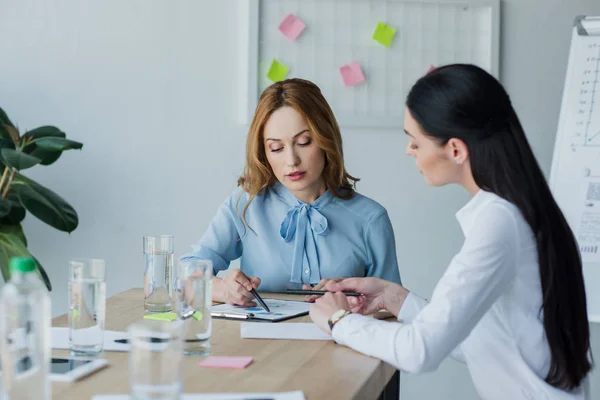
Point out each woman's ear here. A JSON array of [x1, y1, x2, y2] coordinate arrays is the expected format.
[[447, 138, 469, 165]]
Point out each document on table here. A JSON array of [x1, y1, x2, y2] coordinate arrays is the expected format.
[[240, 322, 333, 341]]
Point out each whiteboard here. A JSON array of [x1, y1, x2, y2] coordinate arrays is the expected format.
[[549, 16, 600, 323], [244, 0, 500, 128]]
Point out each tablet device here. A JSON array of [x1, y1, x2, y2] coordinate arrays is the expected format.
[[50, 357, 108, 382], [0, 356, 107, 383]]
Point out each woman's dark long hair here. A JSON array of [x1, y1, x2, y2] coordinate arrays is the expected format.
[[406, 64, 592, 390]]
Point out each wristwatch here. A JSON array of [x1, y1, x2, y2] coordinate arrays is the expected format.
[[328, 309, 352, 330]]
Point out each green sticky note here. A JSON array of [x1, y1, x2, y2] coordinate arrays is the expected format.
[[193, 311, 203, 321], [144, 312, 177, 322], [373, 22, 396, 47], [267, 59, 289, 82], [71, 309, 79, 319]]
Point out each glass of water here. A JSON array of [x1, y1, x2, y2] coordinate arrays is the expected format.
[[174, 260, 213, 356], [143, 235, 174, 312], [129, 319, 184, 400], [69, 258, 106, 356]]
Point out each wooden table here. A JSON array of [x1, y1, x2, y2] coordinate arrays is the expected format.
[[52, 289, 399, 400]]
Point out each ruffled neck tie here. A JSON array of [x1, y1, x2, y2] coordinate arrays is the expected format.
[[280, 203, 328, 284]]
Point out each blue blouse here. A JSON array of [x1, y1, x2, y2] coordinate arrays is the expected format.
[[181, 182, 401, 291]]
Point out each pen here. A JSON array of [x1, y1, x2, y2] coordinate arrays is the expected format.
[[250, 288, 270, 313], [114, 337, 170, 344], [211, 312, 255, 319], [284, 289, 362, 296]]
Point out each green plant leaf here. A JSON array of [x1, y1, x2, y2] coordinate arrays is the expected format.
[[22, 126, 70, 166], [0, 138, 15, 152], [0, 107, 15, 143], [1, 149, 42, 170], [0, 198, 12, 217], [33, 137, 83, 151], [0, 224, 30, 283], [0, 107, 14, 127], [0, 191, 26, 225], [22, 126, 65, 140], [13, 176, 78, 232], [27, 148, 62, 166], [32, 256, 52, 291]]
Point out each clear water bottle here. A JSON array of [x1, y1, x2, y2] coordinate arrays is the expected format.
[[0, 257, 51, 400]]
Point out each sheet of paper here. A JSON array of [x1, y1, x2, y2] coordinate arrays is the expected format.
[[267, 59, 289, 82], [199, 356, 254, 369], [212, 299, 310, 321], [92, 391, 306, 400], [339, 62, 366, 87], [372, 21, 396, 47], [241, 322, 333, 341], [279, 14, 306, 41], [52, 327, 130, 352]]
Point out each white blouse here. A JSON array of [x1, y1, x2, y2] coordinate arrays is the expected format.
[[332, 190, 589, 400]]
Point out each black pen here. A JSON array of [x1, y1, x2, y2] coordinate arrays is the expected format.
[[284, 289, 362, 296], [250, 288, 270, 313], [115, 337, 169, 344]]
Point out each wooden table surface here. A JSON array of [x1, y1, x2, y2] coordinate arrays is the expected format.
[[51, 288, 398, 400]]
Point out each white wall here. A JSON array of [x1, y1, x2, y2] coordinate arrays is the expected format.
[[0, 1, 598, 399]]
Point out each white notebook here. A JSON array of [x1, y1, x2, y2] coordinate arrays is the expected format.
[[52, 327, 130, 352], [240, 322, 333, 341]]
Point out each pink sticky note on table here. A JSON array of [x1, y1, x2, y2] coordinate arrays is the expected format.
[[279, 14, 306, 41], [199, 356, 254, 369], [339, 62, 366, 87]]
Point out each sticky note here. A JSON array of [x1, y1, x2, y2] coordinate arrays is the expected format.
[[192, 311, 202, 321], [427, 65, 436, 73], [71, 309, 79, 319], [279, 14, 306, 41], [267, 59, 289, 82], [339, 62, 366, 87], [144, 312, 177, 321], [372, 22, 396, 47], [199, 356, 254, 369]]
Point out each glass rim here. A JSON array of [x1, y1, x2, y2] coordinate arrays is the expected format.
[[178, 259, 213, 277], [142, 234, 174, 239], [69, 258, 106, 280]]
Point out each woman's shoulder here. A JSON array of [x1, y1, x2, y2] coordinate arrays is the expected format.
[[331, 190, 389, 223], [473, 191, 529, 236]]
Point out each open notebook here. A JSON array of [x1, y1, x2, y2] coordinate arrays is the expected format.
[[211, 299, 310, 322]]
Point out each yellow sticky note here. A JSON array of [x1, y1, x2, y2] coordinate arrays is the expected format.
[[267, 59, 289, 82], [193, 311, 203, 321], [144, 312, 177, 322], [373, 22, 396, 47]]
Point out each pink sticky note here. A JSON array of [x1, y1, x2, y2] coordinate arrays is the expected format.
[[427, 65, 436, 73], [198, 356, 254, 369], [279, 14, 306, 41], [339, 62, 366, 87]]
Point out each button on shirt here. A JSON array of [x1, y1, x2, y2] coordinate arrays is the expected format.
[[181, 183, 401, 290], [332, 190, 589, 400]]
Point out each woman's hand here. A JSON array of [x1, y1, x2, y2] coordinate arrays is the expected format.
[[327, 277, 409, 317], [213, 269, 261, 306], [302, 278, 344, 303], [309, 292, 351, 334]]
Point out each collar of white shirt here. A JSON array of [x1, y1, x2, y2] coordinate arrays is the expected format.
[[455, 189, 499, 235]]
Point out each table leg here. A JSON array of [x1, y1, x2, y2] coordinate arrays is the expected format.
[[378, 370, 400, 400]]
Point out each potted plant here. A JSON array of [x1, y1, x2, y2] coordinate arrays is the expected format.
[[0, 106, 83, 290]]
